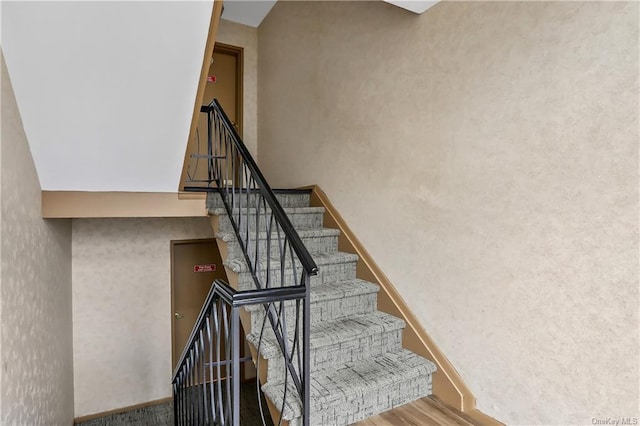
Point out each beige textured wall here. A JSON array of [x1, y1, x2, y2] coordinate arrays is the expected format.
[[217, 19, 258, 159], [71, 21, 253, 415], [72, 217, 214, 417], [258, 2, 639, 424], [1, 54, 74, 425]]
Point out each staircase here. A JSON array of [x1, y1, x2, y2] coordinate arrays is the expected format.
[[173, 99, 437, 426], [208, 191, 437, 425]]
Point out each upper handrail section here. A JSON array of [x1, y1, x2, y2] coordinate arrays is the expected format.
[[181, 99, 314, 425], [201, 99, 318, 276]]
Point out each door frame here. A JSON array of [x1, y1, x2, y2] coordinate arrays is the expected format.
[[213, 42, 244, 137], [170, 238, 218, 370], [179, 40, 245, 191], [170, 238, 254, 380]]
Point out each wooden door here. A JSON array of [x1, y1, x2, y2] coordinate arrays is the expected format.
[[190, 43, 243, 187], [171, 239, 227, 370], [203, 43, 242, 134]]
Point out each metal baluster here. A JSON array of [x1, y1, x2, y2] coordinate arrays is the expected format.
[[256, 303, 272, 426], [291, 299, 302, 399], [230, 129, 236, 210], [172, 382, 178, 426], [200, 329, 207, 424], [184, 357, 189, 425], [214, 302, 225, 424], [231, 306, 240, 426], [207, 109, 213, 187], [245, 174, 253, 263], [222, 303, 232, 424], [254, 193, 262, 286], [302, 272, 311, 426], [186, 354, 191, 425], [266, 206, 274, 289], [180, 370, 185, 426], [196, 340, 202, 425], [213, 113, 226, 188], [192, 350, 198, 424]]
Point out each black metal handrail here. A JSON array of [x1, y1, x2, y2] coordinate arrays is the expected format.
[[197, 100, 317, 276], [171, 280, 307, 426], [179, 99, 318, 425]]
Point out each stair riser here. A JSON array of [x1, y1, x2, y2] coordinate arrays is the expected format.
[[207, 192, 311, 209], [302, 375, 433, 426], [248, 292, 378, 332], [233, 261, 357, 291], [263, 329, 403, 383], [224, 235, 338, 260], [217, 212, 324, 234], [207, 191, 437, 426], [261, 350, 437, 424]]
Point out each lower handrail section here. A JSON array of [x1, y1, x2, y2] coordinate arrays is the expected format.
[[171, 280, 306, 426]]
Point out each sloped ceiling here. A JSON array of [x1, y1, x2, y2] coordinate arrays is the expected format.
[[1, 0, 434, 193], [383, 1, 439, 14], [222, 0, 277, 27], [2, 1, 213, 192]]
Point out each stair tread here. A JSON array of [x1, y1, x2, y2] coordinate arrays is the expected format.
[[247, 311, 405, 360], [205, 192, 435, 425], [223, 251, 358, 274], [244, 279, 380, 313], [262, 349, 437, 420], [216, 227, 340, 243], [209, 206, 325, 216], [207, 191, 311, 209]]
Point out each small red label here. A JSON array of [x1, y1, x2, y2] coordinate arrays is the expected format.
[[207, 75, 217, 83], [194, 264, 216, 273]]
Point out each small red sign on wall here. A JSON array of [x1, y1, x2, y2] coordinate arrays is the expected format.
[[194, 264, 216, 273], [207, 75, 217, 83]]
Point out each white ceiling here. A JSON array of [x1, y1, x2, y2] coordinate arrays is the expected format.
[[2, 1, 213, 192], [222, 0, 278, 28], [220, 0, 438, 28], [2, 0, 436, 193], [383, 1, 439, 14]]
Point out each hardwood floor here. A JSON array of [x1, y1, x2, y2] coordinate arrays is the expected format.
[[354, 396, 481, 426]]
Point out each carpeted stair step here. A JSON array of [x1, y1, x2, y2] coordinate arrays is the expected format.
[[224, 251, 358, 290], [205, 189, 437, 426], [245, 279, 380, 332], [262, 350, 437, 426], [247, 311, 405, 382], [207, 191, 311, 209], [210, 206, 325, 232], [216, 227, 340, 259]]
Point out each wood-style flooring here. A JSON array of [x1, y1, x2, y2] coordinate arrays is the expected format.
[[354, 396, 481, 426]]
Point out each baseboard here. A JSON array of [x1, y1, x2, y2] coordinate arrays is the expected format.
[[467, 408, 506, 426], [73, 397, 172, 424]]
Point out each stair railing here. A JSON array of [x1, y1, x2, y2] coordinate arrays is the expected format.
[[171, 280, 307, 426], [176, 99, 318, 425]]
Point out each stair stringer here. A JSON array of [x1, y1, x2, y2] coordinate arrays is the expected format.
[[205, 191, 439, 426], [305, 185, 502, 426]]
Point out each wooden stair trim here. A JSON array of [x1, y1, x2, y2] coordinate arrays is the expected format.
[[466, 408, 505, 426], [210, 187, 502, 425], [304, 185, 497, 418], [41, 191, 207, 218]]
